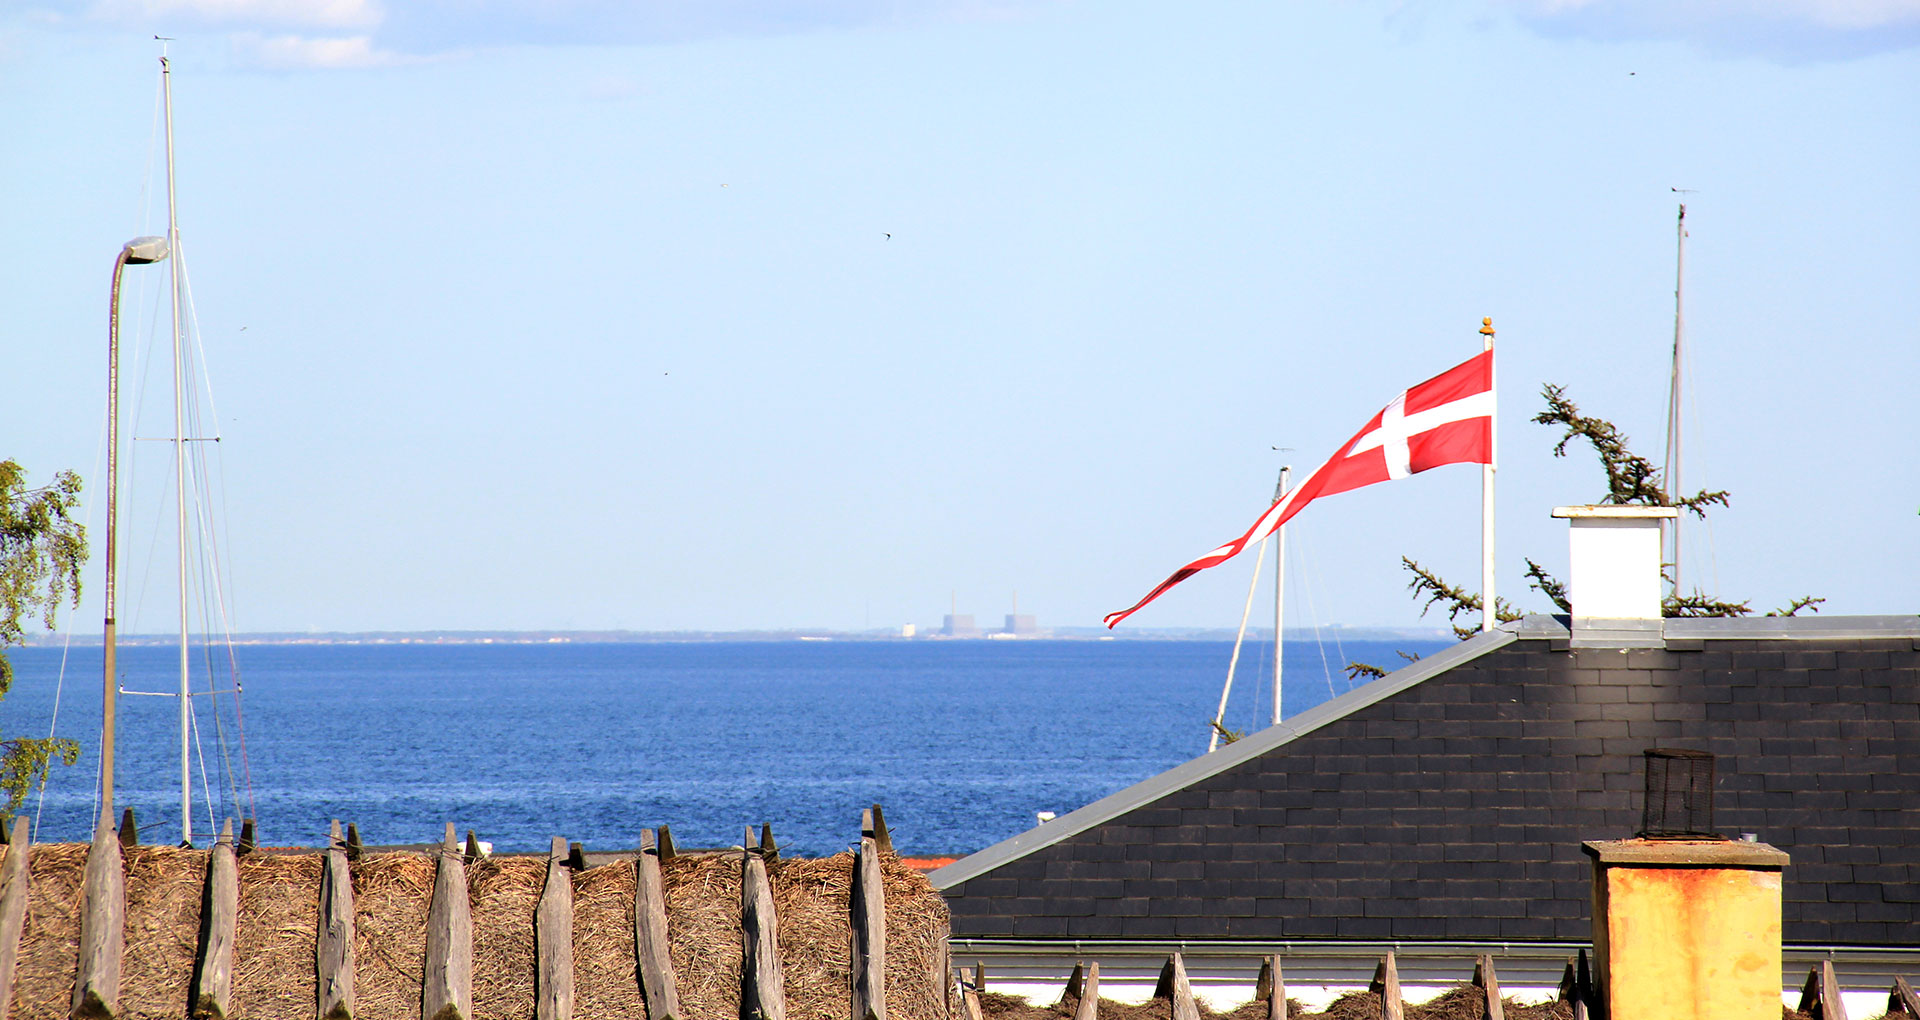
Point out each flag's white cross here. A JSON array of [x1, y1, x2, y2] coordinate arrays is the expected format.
[[1348, 390, 1495, 480]]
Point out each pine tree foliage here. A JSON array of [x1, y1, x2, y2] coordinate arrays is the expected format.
[[1, 460, 86, 823], [1533, 384, 1730, 516]]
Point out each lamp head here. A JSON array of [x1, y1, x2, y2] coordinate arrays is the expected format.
[[122, 236, 170, 264]]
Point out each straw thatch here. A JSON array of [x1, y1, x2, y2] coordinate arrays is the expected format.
[[120, 845, 206, 1020], [232, 852, 323, 1019], [11, 841, 88, 1020], [1, 841, 951, 1020], [468, 856, 542, 1020], [664, 853, 744, 1020], [351, 851, 435, 1020], [572, 859, 643, 1020]]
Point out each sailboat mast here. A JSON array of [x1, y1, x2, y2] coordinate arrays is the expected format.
[[161, 53, 193, 847], [1664, 203, 1687, 597], [1270, 466, 1289, 727]]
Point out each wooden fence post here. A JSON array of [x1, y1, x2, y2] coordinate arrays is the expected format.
[[1471, 955, 1504, 1020], [1889, 976, 1920, 1018], [741, 828, 785, 1020], [1799, 961, 1848, 1020], [190, 820, 239, 1019], [346, 823, 363, 861], [72, 806, 123, 1020], [118, 809, 137, 850], [536, 837, 574, 1020], [1368, 952, 1402, 1020], [1071, 962, 1099, 1020], [851, 830, 886, 1020], [422, 823, 473, 1020], [633, 829, 680, 1020], [1255, 955, 1285, 1020], [656, 827, 676, 862], [0, 816, 31, 1020], [1153, 954, 1199, 1020], [759, 826, 779, 863], [866, 805, 893, 856], [1058, 964, 1083, 1007], [318, 820, 356, 1020]]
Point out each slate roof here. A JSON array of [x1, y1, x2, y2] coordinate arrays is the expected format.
[[932, 615, 1920, 946]]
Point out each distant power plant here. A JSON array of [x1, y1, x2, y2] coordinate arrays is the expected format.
[[932, 600, 1045, 638]]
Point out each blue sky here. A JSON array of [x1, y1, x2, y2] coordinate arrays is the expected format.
[[3, 1, 1915, 634]]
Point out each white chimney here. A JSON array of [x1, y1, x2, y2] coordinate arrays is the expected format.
[[1550, 505, 1677, 621]]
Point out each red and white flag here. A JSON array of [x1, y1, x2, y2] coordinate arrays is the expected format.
[[1105, 349, 1494, 628]]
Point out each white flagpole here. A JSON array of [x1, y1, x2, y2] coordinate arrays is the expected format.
[[1271, 466, 1290, 727], [1212, 536, 1269, 753], [1480, 317, 1497, 633]]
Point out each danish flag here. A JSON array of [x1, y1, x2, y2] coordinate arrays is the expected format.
[[1104, 349, 1494, 628]]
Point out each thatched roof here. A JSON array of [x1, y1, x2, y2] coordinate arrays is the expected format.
[[1, 842, 949, 1020]]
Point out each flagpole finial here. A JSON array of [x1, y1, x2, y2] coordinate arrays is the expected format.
[[1479, 317, 1495, 337]]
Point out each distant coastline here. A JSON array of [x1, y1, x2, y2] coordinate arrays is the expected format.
[[21, 624, 1453, 647]]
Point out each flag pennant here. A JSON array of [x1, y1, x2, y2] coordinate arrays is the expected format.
[[1105, 349, 1493, 628]]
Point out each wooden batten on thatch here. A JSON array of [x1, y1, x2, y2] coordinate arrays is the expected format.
[[1, 815, 950, 1020]]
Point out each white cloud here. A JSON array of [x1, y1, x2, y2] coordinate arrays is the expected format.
[[229, 31, 410, 68], [89, 0, 383, 30], [1498, 0, 1920, 58]]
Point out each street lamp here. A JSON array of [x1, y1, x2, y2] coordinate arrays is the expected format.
[[104, 235, 169, 815]]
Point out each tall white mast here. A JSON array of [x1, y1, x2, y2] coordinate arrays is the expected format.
[[1664, 203, 1687, 597], [1270, 466, 1289, 726], [161, 52, 193, 847]]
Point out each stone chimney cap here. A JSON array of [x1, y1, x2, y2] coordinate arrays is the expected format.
[[1552, 505, 1679, 519]]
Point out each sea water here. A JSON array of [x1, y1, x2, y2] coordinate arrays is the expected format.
[[1, 638, 1443, 855]]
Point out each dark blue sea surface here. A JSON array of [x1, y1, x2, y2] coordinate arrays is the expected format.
[[2, 638, 1443, 856]]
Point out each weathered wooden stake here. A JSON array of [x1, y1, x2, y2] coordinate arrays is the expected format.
[[851, 833, 886, 1020], [118, 809, 137, 849], [536, 837, 574, 1020], [318, 820, 356, 1020], [238, 819, 256, 856], [866, 805, 893, 856], [1153, 953, 1199, 1020], [1799, 961, 1848, 1020], [1255, 955, 1285, 1020], [567, 843, 587, 871], [960, 989, 983, 1020], [463, 831, 481, 866], [971, 963, 984, 995], [741, 827, 785, 1020], [1059, 964, 1084, 1006], [656, 826, 676, 861], [1471, 955, 1504, 1020], [72, 806, 124, 1019], [1889, 976, 1920, 1018], [345, 823, 363, 861], [1367, 952, 1402, 1020], [759, 825, 778, 862], [633, 829, 680, 1020], [0, 816, 32, 1020], [422, 823, 473, 1020], [1071, 962, 1099, 1020], [191, 820, 239, 1019]]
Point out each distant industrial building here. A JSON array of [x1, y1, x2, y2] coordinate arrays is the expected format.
[[942, 614, 979, 637], [1002, 614, 1038, 636]]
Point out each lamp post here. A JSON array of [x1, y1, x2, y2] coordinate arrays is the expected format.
[[104, 235, 169, 817]]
